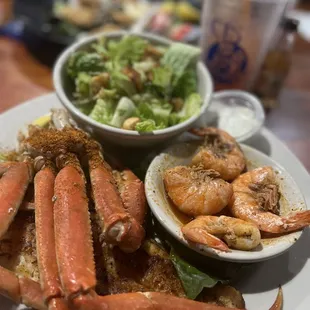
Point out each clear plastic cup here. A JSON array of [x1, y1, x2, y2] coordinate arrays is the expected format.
[[200, 0, 293, 90]]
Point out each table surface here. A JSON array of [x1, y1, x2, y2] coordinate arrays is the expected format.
[[1, 5, 310, 172]]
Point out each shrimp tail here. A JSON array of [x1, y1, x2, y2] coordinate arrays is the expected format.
[[181, 225, 231, 252], [190, 128, 211, 137], [283, 210, 310, 232], [269, 286, 283, 310]]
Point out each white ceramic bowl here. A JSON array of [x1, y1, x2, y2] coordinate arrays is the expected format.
[[53, 31, 213, 147], [145, 141, 307, 263]]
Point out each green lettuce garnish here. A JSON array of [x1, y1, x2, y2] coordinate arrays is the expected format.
[[170, 249, 225, 300], [67, 52, 105, 78], [161, 43, 200, 85], [136, 101, 172, 128], [110, 97, 135, 128], [169, 93, 202, 125], [75, 72, 92, 97], [108, 36, 147, 65], [152, 66, 173, 89], [110, 70, 136, 96], [91, 37, 108, 56], [135, 119, 164, 133], [173, 69, 198, 98], [89, 99, 114, 124]]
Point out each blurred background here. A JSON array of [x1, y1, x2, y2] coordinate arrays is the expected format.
[[1, 0, 310, 168]]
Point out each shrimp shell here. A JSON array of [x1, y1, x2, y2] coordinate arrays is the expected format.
[[191, 128, 246, 181], [229, 166, 310, 233], [163, 166, 233, 216], [182, 216, 261, 252]]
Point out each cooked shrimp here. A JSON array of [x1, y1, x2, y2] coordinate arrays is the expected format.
[[229, 166, 310, 233], [191, 127, 246, 181], [163, 166, 233, 216], [182, 215, 261, 252]]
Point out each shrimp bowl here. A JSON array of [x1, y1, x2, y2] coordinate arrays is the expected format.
[[145, 129, 308, 263]]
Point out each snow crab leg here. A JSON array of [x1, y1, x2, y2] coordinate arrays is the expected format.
[[34, 163, 69, 310], [0, 162, 32, 238], [0, 267, 45, 310], [73, 292, 241, 310], [114, 169, 147, 225], [88, 150, 145, 253], [54, 153, 96, 298]]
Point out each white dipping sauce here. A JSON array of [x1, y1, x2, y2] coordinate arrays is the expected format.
[[210, 99, 260, 139]]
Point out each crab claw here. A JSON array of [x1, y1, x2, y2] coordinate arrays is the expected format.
[[116, 169, 147, 225], [0, 162, 32, 238], [90, 163, 145, 253]]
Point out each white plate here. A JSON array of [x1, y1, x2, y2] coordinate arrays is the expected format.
[[1, 93, 310, 310], [145, 141, 306, 263]]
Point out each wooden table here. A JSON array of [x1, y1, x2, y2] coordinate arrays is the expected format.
[[1, 10, 310, 172]]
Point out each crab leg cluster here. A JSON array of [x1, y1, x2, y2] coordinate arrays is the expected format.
[[0, 159, 238, 310], [0, 115, 243, 310]]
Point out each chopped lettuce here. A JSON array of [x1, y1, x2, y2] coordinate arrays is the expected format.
[[136, 101, 172, 127], [89, 99, 114, 124], [108, 36, 147, 65], [151, 102, 172, 127], [66, 35, 202, 132], [170, 249, 224, 300], [135, 119, 164, 133], [133, 59, 156, 81], [110, 70, 136, 96], [183, 93, 202, 118], [169, 93, 202, 125], [67, 52, 105, 78], [173, 69, 198, 98], [152, 66, 173, 89], [91, 37, 108, 56], [136, 101, 154, 120], [75, 72, 91, 97], [161, 43, 200, 85], [110, 97, 135, 128], [96, 88, 119, 101]]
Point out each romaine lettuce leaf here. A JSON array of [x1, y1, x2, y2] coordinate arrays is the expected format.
[[152, 66, 173, 89], [136, 102, 154, 120], [108, 36, 147, 65], [96, 88, 119, 101], [151, 102, 173, 127], [133, 59, 156, 81], [110, 70, 136, 96], [161, 43, 200, 85], [75, 72, 92, 97], [135, 119, 164, 132], [169, 93, 202, 125], [184, 93, 202, 118], [136, 101, 172, 127], [67, 52, 105, 78], [67, 51, 86, 78], [173, 69, 198, 98], [89, 99, 115, 124], [170, 249, 224, 300], [91, 37, 108, 56], [110, 97, 136, 128]]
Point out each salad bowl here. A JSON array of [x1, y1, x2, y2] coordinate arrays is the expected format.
[[53, 31, 213, 147]]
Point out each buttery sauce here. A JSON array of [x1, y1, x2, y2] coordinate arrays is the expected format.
[[166, 195, 193, 225]]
